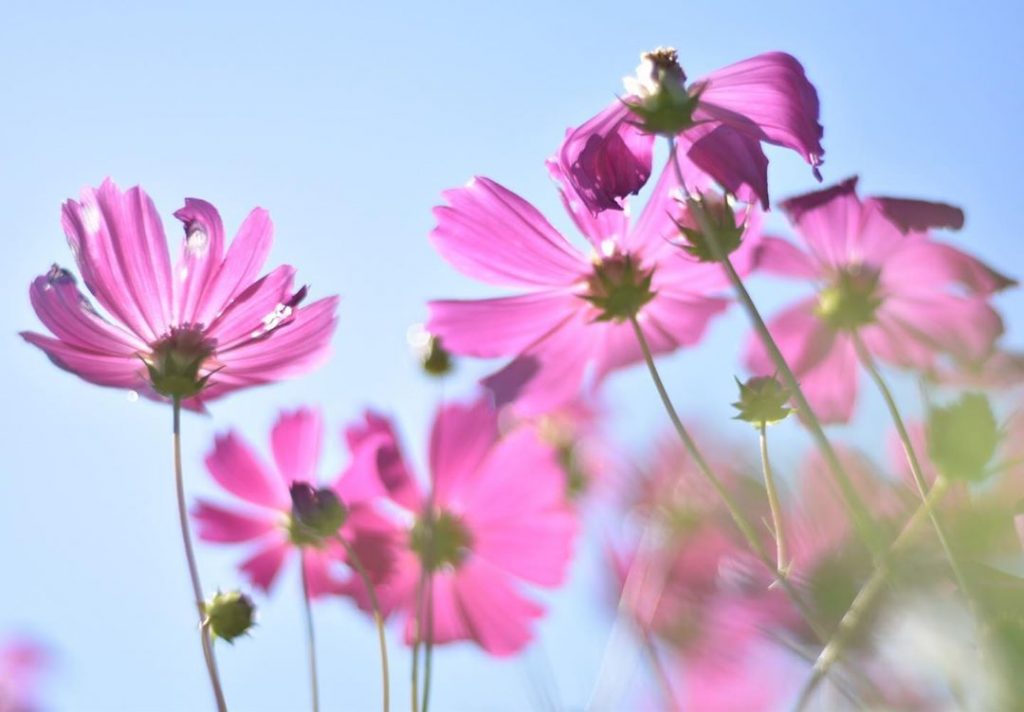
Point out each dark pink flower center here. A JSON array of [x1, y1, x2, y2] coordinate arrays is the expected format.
[[581, 252, 656, 322], [816, 266, 883, 330], [410, 510, 472, 571]]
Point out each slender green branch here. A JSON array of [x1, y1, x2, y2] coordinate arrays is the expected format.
[[666, 137, 883, 555], [852, 334, 971, 595], [172, 397, 228, 712], [337, 536, 391, 712], [299, 556, 320, 712], [793, 480, 949, 710], [758, 422, 788, 574], [627, 315, 826, 641]]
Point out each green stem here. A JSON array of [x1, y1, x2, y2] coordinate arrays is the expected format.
[[666, 137, 883, 555], [758, 422, 788, 573], [852, 334, 972, 595], [421, 570, 435, 712], [628, 316, 827, 641], [299, 555, 320, 712], [794, 479, 949, 709], [172, 398, 228, 712], [338, 536, 391, 712]]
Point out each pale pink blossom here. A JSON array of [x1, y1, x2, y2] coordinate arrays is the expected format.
[[0, 638, 49, 712], [746, 177, 1013, 423], [21, 180, 338, 409], [192, 408, 392, 597], [342, 398, 577, 656], [428, 161, 760, 414], [559, 50, 824, 214]]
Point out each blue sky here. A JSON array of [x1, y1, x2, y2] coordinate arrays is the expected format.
[[2, 1, 1023, 709]]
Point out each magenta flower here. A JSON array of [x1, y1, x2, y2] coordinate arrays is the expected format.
[[342, 398, 577, 656], [559, 49, 824, 214], [0, 638, 49, 712], [427, 161, 759, 414], [192, 407, 391, 597], [746, 177, 1014, 423], [21, 179, 339, 409]]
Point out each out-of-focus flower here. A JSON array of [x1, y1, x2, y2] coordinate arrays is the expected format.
[[342, 398, 577, 656], [927, 349, 1024, 390], [0, 638, 49, 712], [21, 180, 338, 409], [558, 49, 824, 214], [746, 177, 1014, 423], [192, 408, 392, 597], [428, 160, 760, 414]]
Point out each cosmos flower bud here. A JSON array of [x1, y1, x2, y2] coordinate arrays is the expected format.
[[732, 375, 791, 425], [407, 325, 454, 377], [675, 195, 746, 263], [623, 47, 702, 136], [289, 482, 347, 544], [927, 393, 1000, 482], [203, 590, 255, 643]]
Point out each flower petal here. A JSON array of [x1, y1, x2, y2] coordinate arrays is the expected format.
[[744, 297, 835, 376], [194, 208, 274, 326], [172, 198, 226, 326], [454, 557, 544, 656], [20, 331, 144, 389], [883, 238, 1016, 296], [430, 177, 586, 287], [430, 398, 499, 505], [685, 124, 769, 208], [556, 100, 655, 215], [546, 157, 630, 247], [752, 236, 818, 279], [192, 500, 278, 543], [270, 407, 324, 485], [697, 51, 824, 176], [62, 179, 173, 341], [427, 291, 578, 359], [338, 412, 421, 510], [869, 196, 965, 233], [794, 333, 859, 424], [205, 431, 288, 508], [240, 541, 290, 593]]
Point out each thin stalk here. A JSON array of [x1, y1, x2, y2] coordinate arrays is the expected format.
[[172, 397, 228, 712], [759, 422, 788, 574], [627, 316, 826, 641], [338, 536, 391, 712], [793, 479, 949, 710], [299, 556, 320, 712], [852, 334, 972, 596], [666, 137, 883, 555], [421, 570, 436, 712]]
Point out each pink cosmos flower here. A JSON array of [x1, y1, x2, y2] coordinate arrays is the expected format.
[[559, 49, 824, 214], [0, 638, 49, 712], [746, 177, 1014, 424], [21, 179, 339, 409], [427, 160, 760, 415], [192, 407, 392, 597], [342, 398, 578, 656]]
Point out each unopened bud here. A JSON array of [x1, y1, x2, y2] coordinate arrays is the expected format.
[[732, 375, 791, 425], [675, 195, 746, 263], [204, 590, 255, 643], [289, 482, 347, 545], [408, 325, 454, 377]]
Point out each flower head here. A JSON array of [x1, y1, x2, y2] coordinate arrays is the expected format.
[[0, 637, 50, 712], [342, 398, 577, 656], [559, 50, 825, 214], [21, 180, 339, 409], [192, 408, 392, 598], [427, 160, 759, 415], [746, 177, 1014, 423]]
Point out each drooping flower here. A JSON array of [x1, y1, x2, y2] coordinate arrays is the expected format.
[[427, 159, 760, 415], [0, 637, 49, 712], [21, 180, 339, 409], [746, 177, 1014, 424], [559, 48, 824, 214], [192, 408, 392, 597], [342, 397, 577, 656]]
